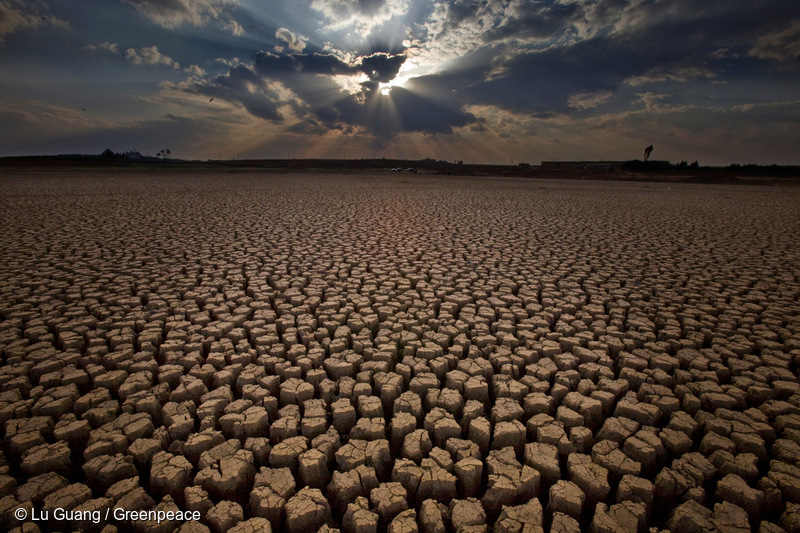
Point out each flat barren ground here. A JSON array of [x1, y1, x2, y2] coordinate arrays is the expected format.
[[1, 171, 799, 533]]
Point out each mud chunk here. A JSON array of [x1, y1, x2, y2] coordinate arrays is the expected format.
[[228, 517, 273, 533], [550, 512, 581, 533], [660, 427, 693, 457], [454, 457, 483, 498], [206, 500, 244, 533], [83, 454, 137, 492], [716, 473, 763, 519], [567, 453, 610, 505], [482, 447, 540, 515], [15, 472, 68, 506], [21, 441, 72, 476], [285, 487, 332, 533], [419, 499, 447, 533], [492, 420, 526, 455], [402, 429, 433, 463], [391, 412, 418, 452], [185, 486, 213, 517], [250, 467, 295, 527], [299, 448, 330, 489], [492, 499, 543, 533], [548, 480, 585, 519], [450, 498, 487, 532], [351, 417, 386, 441], [269, 436, 309, 473], [591, 501, 647, 533], [370, 482, 409, 523], [343, 496, 378, 533], [336, 439, 392, 479], [418, 461, 458, 505], [332, 398, 357, 435], [592, 440, 642, 479], [616, 475, 654, 509], [667, 500, 714, 532], [424, 408, 461, 448], [712, 501, 750, 532], [781, 502, 800, 533], [150, 451, 193, 500], [596, 417, 640, 444], [194, 448, 255, 501], [41, 482, 91, 513], [329, 465, 379, 515], [524, 442, 561, 484], [468, 417, 491, 456], [389, 508, 419, 533]]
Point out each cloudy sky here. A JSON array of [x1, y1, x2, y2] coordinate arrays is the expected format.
[[1, 0, 799, 165]]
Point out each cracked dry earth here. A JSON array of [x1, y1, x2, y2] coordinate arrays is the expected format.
[[1, 171, 800, 533]]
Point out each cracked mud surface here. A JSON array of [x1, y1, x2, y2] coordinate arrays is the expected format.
[[1, 172, 800, 532]]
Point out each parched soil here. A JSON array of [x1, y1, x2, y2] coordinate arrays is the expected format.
[[1, 172, 799, 533]]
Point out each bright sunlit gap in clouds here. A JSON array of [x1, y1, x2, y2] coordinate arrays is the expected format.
[[379, 58, 427, 96], [379, 76, 408, 96]]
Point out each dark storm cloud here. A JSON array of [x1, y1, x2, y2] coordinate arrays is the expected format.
[[308, 84, 476, 137], [252, 50, 406, 81], [442, 0, 482, 25], [380, 86, 476, 133], [425, 0, 800, 115], [254, 51, 356, 77], [190, 64, 286, 122], [483, 2, 581, 42], [359, 52, 406, 81], [185, 47, 422, 134]]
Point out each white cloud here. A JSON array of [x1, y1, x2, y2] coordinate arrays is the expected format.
[[636, 92, 671, 112], [624, 65, 717, 86], [85, 41, 120, 53], [223, 18, 244, 36], [120, 0, 241, 34], [184, 64, 206, 76], [568, 91, 614, 110], [276, 27, 307, 52], [749, 20, 800, 66], [0, 0, 69, 43], [215, 56, 243, 67], [310, 0, 409, 37], [124, 45, 180, 69]]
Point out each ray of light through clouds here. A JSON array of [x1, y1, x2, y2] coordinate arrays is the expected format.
[[0, 0, 799, 164]]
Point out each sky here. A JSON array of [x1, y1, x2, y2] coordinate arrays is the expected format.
[[1, 0, 799, 165]]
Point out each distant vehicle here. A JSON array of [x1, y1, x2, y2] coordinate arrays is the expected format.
[[391, 168, 402, 172], [405, 168, 417, 173]]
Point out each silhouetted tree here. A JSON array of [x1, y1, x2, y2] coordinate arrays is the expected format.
[[644, 145, 653, 161], [101, 148, 116, 158]]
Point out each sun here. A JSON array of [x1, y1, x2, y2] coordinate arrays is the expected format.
[[379, 75, 409, 96]]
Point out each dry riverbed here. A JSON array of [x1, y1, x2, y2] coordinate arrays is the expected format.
[[1, 171, 799, 532]]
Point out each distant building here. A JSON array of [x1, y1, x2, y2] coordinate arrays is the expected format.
[[123, 151, 142, 160]]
